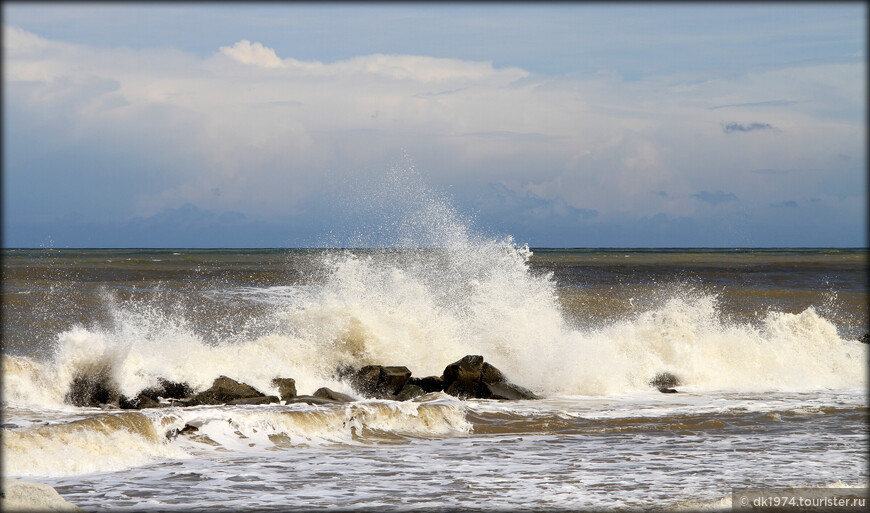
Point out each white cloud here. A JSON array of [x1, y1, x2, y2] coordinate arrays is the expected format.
[[219, 39, 284, 68], [4, 26, 865, 234]]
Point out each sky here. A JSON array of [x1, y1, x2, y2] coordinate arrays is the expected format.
[[2, 2, 866, 248]]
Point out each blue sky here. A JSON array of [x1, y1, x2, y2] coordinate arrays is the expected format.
[[3, 3, 866, 247]]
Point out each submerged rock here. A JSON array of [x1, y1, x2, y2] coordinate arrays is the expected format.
[[1, 478, 82, 511], [271, 378, 298, 401]]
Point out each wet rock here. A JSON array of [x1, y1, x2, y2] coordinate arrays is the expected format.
[[166, 424, 199, 440], [271, 378, 297, 401], [860, 333, 869, 344], [313, 387, 355, 402], [229, 395, 280, 405], [65, 370, 119, 407], [141, 378, 192, 401], [442, 355, 538, 400], [395, 384, 425, 401], [443, 355, 485, 399], [650, 372, 681, 393], [407, 376, 444, 393], [350, 365, 411, 398], [380, 366, 412, 395], [443, 355, 484, 384], [119, 393, 161, 410], [187, 376, 265, 405], [481, 362, 507, 384], [351, 365, 384, 396], [482, 381, 539, 400], [285, 395, 344, 405]]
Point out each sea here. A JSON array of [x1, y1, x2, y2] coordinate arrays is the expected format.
[[2, 188, 868, 511]]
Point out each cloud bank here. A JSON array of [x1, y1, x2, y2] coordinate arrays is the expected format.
[[3, 25, 865, 247]]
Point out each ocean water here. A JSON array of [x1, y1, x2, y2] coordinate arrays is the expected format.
[[2, 178, 867, 510]]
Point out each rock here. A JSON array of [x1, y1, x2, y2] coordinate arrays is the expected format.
[[395, 384, 425, 401], [443, 355, 484, 385], [379, 366, 412, 395], [441, 355, 539, 400], [407, 376, 444, 393], [649, 372, 681, 392], [271, 378, 297, 401], [349, 365, 411, 398], [141, 378, 192, 400], [482, 381, 539, 400], [119, 393, 161, 410], [284, 395, 344, 405], [229, 395, 280, 405], [65, 370, 119, 407], [351, 365, 384, 396], [443, 355, 485, 399], [1, 478, 82, 511], [860, 333, 869, 344], [658, 388, 678, 394], [480, 362, 507, 384], [313, 387, 355, 403], [166, 424, 199, 440], [187, 376, 265, 405]]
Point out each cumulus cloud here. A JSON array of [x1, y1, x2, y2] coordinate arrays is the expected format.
[[722, 122, 776, 133], [691, 190, 738, 205], [220, 40, 285, 68]]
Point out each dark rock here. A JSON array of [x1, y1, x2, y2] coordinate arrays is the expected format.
[[313, 387, 355, 402], [229, 395, 280, 405], [443, 355, 485, 399], [65, 370, 119, 407], [166, 423, 199, 440], [658, 388, 679, 394], [443, 355, 484, 385], [349, 365, 411, 398], [482, 381, 539, 400], [119, 393, 161, 410], [285, 395, 345, 405], [188, 376, 265, 405], [650, 372, 681, 390], [407, 376, 444, 393], [395, 384, 425, 401], [860, 333, 869, 344], [379, 366, 412, 395], [480, 362, 507, 384], [141, 378, 193, 401], [271, 378, 297, 401], [351, 365, 384, 396]]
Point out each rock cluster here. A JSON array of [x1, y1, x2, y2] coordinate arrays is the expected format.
[[346, 355, 539, 401], [65, 355, 539, 410]]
